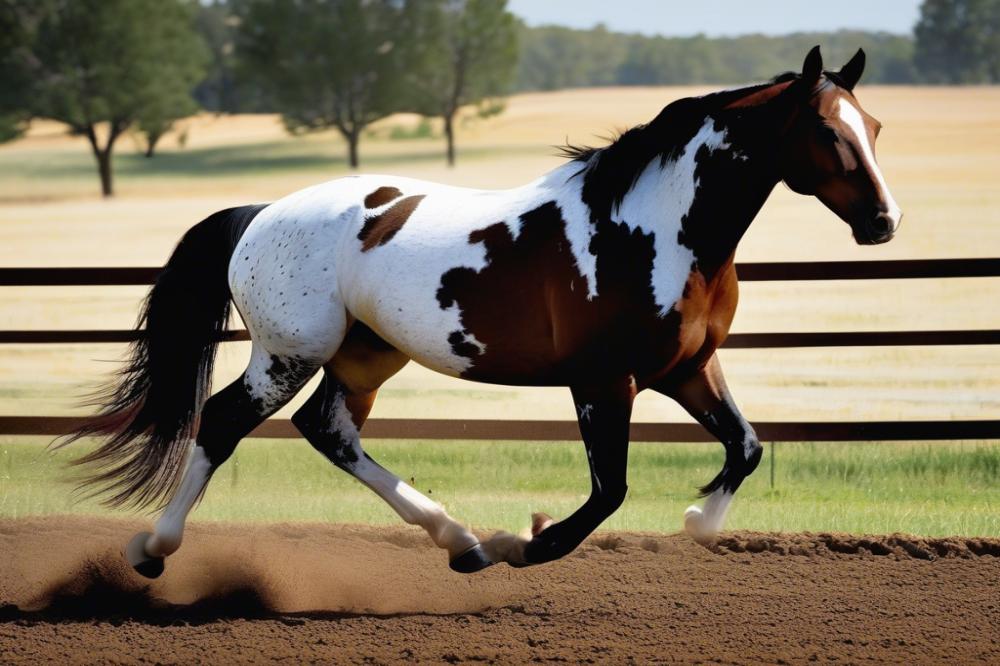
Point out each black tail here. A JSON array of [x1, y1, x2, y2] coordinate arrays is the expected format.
[[58, 205, 266, 510]]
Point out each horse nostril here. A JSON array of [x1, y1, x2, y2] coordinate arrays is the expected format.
[[869, 213, 894, 236]]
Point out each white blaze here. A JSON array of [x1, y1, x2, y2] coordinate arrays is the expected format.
[[837, 98, 902, 230]]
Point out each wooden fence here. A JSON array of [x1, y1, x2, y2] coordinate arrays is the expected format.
[[2, 259, 999, 442]]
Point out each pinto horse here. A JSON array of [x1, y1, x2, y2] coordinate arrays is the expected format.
[[67, 46, 900, 578]]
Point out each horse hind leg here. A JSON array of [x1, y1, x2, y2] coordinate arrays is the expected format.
[[126, 344, 320, 577], [292, 338, 491, 572]]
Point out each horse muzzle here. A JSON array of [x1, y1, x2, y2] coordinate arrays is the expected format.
[[854, 211, 900, 245]]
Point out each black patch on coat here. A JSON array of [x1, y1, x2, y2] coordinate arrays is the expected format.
[[265, 354, 315, 396], [447, 330, 481, 359], [291, 375, 361, 470]]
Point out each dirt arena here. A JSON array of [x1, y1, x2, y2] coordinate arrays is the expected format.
[[0, 517, 997, 664]]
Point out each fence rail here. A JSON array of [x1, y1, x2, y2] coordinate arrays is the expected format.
[[4, 416, 998, 442], [2, 259, 999, 441]]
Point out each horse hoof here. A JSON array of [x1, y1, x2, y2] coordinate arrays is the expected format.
[[684, 506, 715, 544], [449, 544, 494, 574], [126, 531, 164, 579]]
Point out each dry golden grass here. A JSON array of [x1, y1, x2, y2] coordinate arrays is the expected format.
[[1, 86, 999, 424]]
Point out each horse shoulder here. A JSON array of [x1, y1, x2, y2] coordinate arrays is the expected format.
[[671, 262, 739, 367]]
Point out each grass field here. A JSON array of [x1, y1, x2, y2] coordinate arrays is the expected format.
[[2, 436, 998, 537], [1, 85, 999, 536]]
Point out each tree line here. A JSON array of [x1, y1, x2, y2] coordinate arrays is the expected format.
[[1, 0, 997, 197], [0, 0, 517, 195]]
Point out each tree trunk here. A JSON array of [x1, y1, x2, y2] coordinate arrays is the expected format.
[[347, 130, 360, 169], [443, 113, 456, 167], [96, 149, 113, 197], [144, 132, 161, 158], [84, 122, 121, 197]]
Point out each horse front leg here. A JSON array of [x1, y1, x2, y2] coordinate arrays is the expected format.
[[654, 354, 762, 543], [481, 379, 635, 567]]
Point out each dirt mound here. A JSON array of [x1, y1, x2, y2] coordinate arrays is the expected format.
[[2, 516, 999, 665], [713, 531, 1000, 560]]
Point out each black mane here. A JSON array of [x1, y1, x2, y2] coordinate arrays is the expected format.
[[558, 72, 801, 164], [562, 71, 832, 222]]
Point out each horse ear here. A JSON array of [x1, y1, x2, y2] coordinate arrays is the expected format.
[[838, 48, 866, 90], [801, 45, 823, 89]]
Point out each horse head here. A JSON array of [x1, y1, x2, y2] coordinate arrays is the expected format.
[[778, 46, 902, 245]]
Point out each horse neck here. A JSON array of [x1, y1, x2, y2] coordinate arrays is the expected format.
[[657, 114, 782, 279]]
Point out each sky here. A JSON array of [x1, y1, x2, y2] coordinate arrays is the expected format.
[[506, 0, 922, 37]]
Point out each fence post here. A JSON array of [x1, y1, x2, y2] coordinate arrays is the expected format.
[[770, 441, 776, 489]]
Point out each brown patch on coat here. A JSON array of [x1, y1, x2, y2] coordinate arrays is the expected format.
[[660, 261, 739, 383], [363, 186, 403, 208], [435, 201, 697, 387], [357, 195, 425, 251], [326, 321, 410, 398]]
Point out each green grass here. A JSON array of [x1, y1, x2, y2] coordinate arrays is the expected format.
[[1, 436, 998, 537]]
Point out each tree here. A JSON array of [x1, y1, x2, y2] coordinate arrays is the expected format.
[[136, 70, 202, 158], [3, 0, 206, 195], [915, 0, 1000, 83], [404, 0, 518, 166], [0, 0, 46, 142], [236, 0, 407, 169]]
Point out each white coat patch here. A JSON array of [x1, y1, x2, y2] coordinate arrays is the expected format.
[[613, 119, 730, 316]]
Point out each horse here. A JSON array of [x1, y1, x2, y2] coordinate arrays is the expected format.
[[64, 46, 900, 578]]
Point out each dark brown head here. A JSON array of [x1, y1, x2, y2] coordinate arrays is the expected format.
[[778, 46, 902, 245]]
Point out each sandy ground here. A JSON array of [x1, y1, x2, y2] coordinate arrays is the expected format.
[[1, 516, 998, 664]]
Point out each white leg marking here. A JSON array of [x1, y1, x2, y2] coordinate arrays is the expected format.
[[838, 98, 902, 229], [684, 488, 733, 543], [350, 457, 479, 558], [328, 393, 478, 558], [145, 444, 212, 558]]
